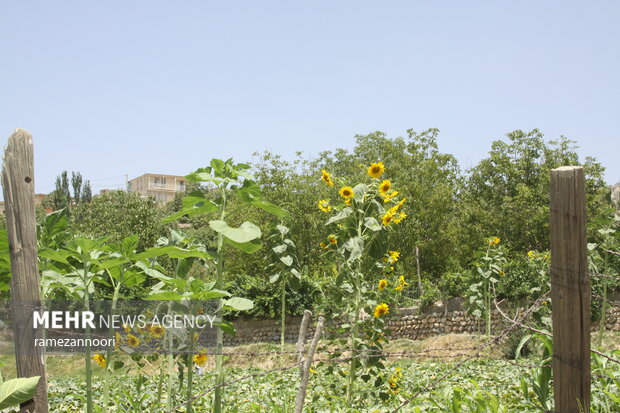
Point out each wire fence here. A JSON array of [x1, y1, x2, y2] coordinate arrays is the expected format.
[[161, 281, 620, 412]]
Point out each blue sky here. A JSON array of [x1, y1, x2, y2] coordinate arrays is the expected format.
[[1, 1, 619, 196]]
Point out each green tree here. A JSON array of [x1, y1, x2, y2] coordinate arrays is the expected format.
[[459, 129, 610, 262], [69, 190, 165, 251]]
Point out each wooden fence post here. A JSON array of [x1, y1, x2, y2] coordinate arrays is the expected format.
[[2, 129, 49, 412], [294, 316, 325, 413], [550, 166, 590, 412]]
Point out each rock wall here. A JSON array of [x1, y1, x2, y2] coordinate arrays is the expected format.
[[223, 302, 620, 346]]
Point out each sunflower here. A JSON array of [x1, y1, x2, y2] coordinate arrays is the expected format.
[[388, 250, 400, 264], [488, 237, 500, 246], [328, 234, 338, 245], [321, 170, 334, 186], [393, 212, 407, 224], [319, 242, 328, 249], [374, 303, 389, 318], [193, 353, 208, 367], [527, 250, 536, 259], [150, 324, 165, 338], [317, 199, 332, 213], [339, 186, 354, 199], [395, 275, 409, 291], [345, 198, 352, 206], [388, 197, 407, 214], [382, 190, 399, 202], [382, 211, 394, 226], [378, 279, 388, 290], [367, 162, 385, 179], [93, 354, 106, 368], [126, 333, 140, 347], [379, 180, 391, 195]]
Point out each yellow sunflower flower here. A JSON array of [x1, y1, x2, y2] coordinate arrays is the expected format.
[[150, 324, 165, 338], [193, 353, 208, 367], [378, 180, 391, 195], [395, 275, 409, 291], [382, 190, 399, 202], [367, 162, 385, 179], [388, 250, 400, 263], [382, 211, 394, 226], [318, 199, 332, 212], [93, 354, 106, 368], [127, 333, 140, 347], [388, 197, 407, 214], [488, 237, 500, 246], [374, 303, 389, 318], [319, 242, 328, 249], [378, 279, 388, 290], [321, 170, 334, 186], [527, 250, 536, 259], [393, 212, 407, 224], [339, 186, 354, 199], [328, 234, 338, 245]]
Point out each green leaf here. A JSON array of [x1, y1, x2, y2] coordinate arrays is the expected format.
[[224, 238, 262, 254], [280, 255, 293, 266], [345, 236, 364, 262], [163, 191, 219, 223], [363, 217, 382, 232], [209, 221, 261, 243], [269, 273, 281, 283], [352, 184, 368, 202], [325, 207, 353, 225], [0, 376, 40, 409], [272, 244, 287, 254], [276, 225, 289, 236], [223, 297, 254, 311], [251, 199, 290, 218], [38, 248, 72, 265]]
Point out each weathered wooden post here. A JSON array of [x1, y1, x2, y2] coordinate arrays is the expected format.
[[2, 129, 49, 412], [550, 166, 590, 412], [294, 316, 325, 413]]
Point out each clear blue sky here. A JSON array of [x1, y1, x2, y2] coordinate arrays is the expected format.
[[1, 1, 619, 196]]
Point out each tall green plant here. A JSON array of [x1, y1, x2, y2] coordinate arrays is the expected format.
[[317, 163, 408, 405], [164, 158, 288, 413], [265, 223, 302, 349]]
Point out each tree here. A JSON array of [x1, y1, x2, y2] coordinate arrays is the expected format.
[[71, 172, 83, 203], [459, 129, 610, 261], [69, 190, 165, 251], [81, 180, 92, 203]]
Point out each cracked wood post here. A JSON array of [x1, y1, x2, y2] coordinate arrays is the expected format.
[[2, 129, 49, 413], [550, 166, 590, 413], [296, 310, 312, 374], [294, 316, 325, 413]]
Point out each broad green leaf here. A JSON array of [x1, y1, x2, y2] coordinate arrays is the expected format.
[[269, 273, 280, 283], [276, 225, 289, 236], [363, 217, 382, 231], [325, 207, 353, 225], [0, 376, 40, 409], [209, 221, 261, 243], [345, 236, 364, 262], [280, 255, 293, 266], [352, 184, 368, 202], [272, 244, 287, 254], [224, 238, 262, 254], [223, 297, 254, 311], [163, 191, 219, 223], [38, 249, 72, 265], [251, 199, 290, 218]]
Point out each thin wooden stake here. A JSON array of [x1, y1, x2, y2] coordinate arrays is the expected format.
[[550, 166, 590, 413], [2, 129, 49, 412], [294, 316, 324, 413], [296, 310, 312, 374]]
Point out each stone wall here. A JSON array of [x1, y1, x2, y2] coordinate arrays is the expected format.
[[223, 299, 620, 346]]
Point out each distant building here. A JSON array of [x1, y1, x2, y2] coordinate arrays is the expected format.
[[612, 183, 620, 207], [126, 173, 186, 203], [0, 193, 47, 215]]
